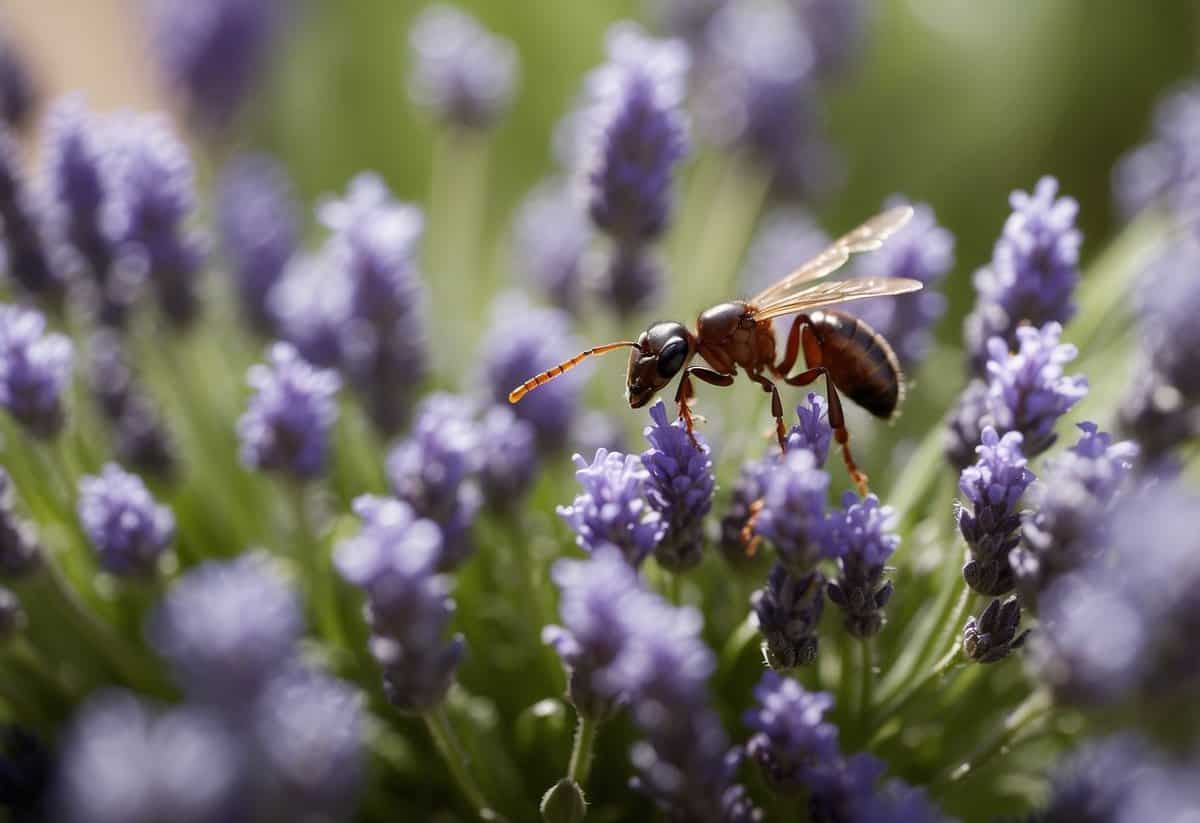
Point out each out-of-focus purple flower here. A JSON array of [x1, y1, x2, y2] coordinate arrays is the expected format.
[[77, 464, 173, 577], [269, 250, 352, 371], [744, 672, 838, 793], [806, 752, 887, 822], [149, 553, 303, 705], [956, 426, 1033, 597], [386, 393, 481, 570], [0, 125, 67, 305], [853, 200, 954, 369], [1118, 365, 1196, 464], [854, 779, 953, 823], [1113, 82, 1200, 219], [86, 330, 135, 422], [480, 292, 587, 451], [557, 448, 663, 568], [942, 378, 988, 470], [0, 585, 21, 639], [0, 31, 35, 130], [1013, 423, 1137, 603], [216, 153, 298, 335], [640, 400, 714, 571], [114, 395, 178, 481], [477, 405, 538, 511], [334, 495, 464, 712], [962, 596, 1027, 664], [104, 112, 206, 327], [1033, 734, 1152, 822], [408, 5, 518, 131], [739, 208, 829, 298], [754, 448, 831, 577], [748, 563, 825, 671], [0, 468, 42, 577], [790, 0, 870, 81], [512, 179, 591, 314], [238, 342, 340, 481], [1136, 235, 1200, 403], [600, 244, 661, 319], [985, 323, 1088, 458], [252, 669, 364, 818], [55, 691, 241, 823], [0, 305, 73, 438], [146, 0, 286, 129], [964, 177, 1081, 375], [718, 458, 769, 567], [570, 409, 628, 458], [825, 492, 898, 638], [646, 0, 725, 44], [544, 546, 644, 719]]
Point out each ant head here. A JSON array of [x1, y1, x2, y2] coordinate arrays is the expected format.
[[626, 321, 694, 409]]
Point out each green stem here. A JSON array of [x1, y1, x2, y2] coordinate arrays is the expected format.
[[718, 614, 761, 681], [424, 704, 497, 821], [857, 637, 874, 730], [567, 712, 599, 788], [884, 425, 947, 531], [287, 483, 346, 650], [934, 689, 1053, 787], [873, 641, 963, 732]]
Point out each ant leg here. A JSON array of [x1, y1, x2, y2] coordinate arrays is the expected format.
[[741, 498, 764, 557], [824, 377, 869, 497], [674, 367, 735, 448], [774, 314, 812, 377], [750, 372, 787, 452]]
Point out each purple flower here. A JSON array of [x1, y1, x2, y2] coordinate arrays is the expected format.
[[558, 448, 663, 567], [216, 153, 298, 335], [646, 0, 725, 44], [754, 448, 831, 577], [640, 400, 714, 571], [791, 0, 870, 81], [739, 208, 829, 298], [825, 492, 899, 638], [1118, 365, 1196, 464], [0, 585, 22, 639], [481, 292, 587, 451], [964, 177, 1081, 375], [149, 553, 303, 704], [408, 5, 518, 130], [752, 564, 824, 670], [55, 691, 241, 823], [0, 31, 35, 130], [77, 464, 174, 577], [1013, 423, 1137, 602], [0, 305, 73, 438], [104, 113, 206, 327], [544, 546, 645, 719], [1034, 734, 1152, 822], [1113, 82, 1200, 219], [269, 250, 352, 370], [600, 244, 661, 319], [788, 392, 833, 466], [744, 672, 838, 793], [0, 125, 67, 304], [1135, 234, 1200, 403], [985, 323, 1088, 457], [942, 379, 989, 470], [718, 458, 770, 567], [386, 393, 482, 570], [0, 467, 43, 576], [477, 405, 538, 511], [512, 179, 591, 314], [956, 427, 1034, 597], [238, 342, 341, 481], [854, 779, 953, 823], [113, 395, 178, 481], [853, 200, 954, 369], [334, 496, 464, 712], [962, 596, 1027, 664], [146, 0, 286, 129], [807, 752, 887, 822]]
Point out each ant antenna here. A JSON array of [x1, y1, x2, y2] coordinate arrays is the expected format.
[[508, 341, 641, 404]]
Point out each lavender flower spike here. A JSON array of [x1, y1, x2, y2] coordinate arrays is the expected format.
[[985, 322, 1088, 458], [334, 496, 464, 712], [238, 342, 341, 481], [77, 464, 174, 577], [0, 468, 42, 576], [1113, 81, 1200, 218], [0, 125, 67, 304], [744, 672, 839, 794], [641, 400, 714, 571], [752, 563, 825, 669], [965, 177, 1081, 374], [753, 448, 831, 577], [825, 492, 899, 638], [512, 179, 591, 315], [962, 596, 1027, 663], [0, 30, 35, 130], [557, 448, 663, 568], [0, 305, 73, 438], [956, 426, 1034, 596], [477, 405, 538, 512], [408, 5, 519, 130]]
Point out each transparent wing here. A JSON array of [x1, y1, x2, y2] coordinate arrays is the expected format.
[[752, 277, 924, 322], [750, 205, 915, 306]]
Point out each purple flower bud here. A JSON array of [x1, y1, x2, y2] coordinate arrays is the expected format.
[[55, 691, 241, 823], [0, 125, 67, 304], [752, 565, 824, 669], [1118, 365, 1196, 464], [558, 448, 663, 567], [807, 752, 887, 822], [104, 113, 206, 327], [149, 553, 304, 704], [334, 496, 464, 712], [0, 31, 35, 130], [386, 393, 482, 570], [744, 672, 839, 793], [1113, 82, 1200, 218], [962, 596, 1027, 663], [113, 395, 178, 481], [0, 468, 43, 576], [984, 323, 1088, 458], [477, 405, 538, 511], [965, 177, 1081, 375], [640, 400, 714, 571], [216, 153, 298, 335], [512, 179, 591, 314], [146, 0, 286, 129], [0, 585, 22, 639], [85, 329, 135, 419], [238, 342, 341, 481], [0, 305, 73, 438], [853, 200, 954, 369], [956, 426, 1034, 597], [408, 5, 518, 130], [1034, 734, 1151, 822], [825, 492, 899, 638], [718, 458, 770, 567], [269, 250, 352, 370], [77, 464, 174, 577], [788, 392, 833, 466], [754, 448, 831, 577], [942, 378, 988, 470]]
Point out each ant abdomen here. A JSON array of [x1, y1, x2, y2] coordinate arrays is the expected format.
[[807, 310, 904, 420]]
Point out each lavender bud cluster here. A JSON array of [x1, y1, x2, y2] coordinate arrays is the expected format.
[[640, 400, 714, 571], [557, 448, 663, 568], [956, 427, 1034, 597], [0, 304, 73, 438], [77, 464, 174, 577], [0, 124, 66, 305], [824, 492, 899, 639]]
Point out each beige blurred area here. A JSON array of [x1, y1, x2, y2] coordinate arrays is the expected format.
[[6, 0, 164, 115]]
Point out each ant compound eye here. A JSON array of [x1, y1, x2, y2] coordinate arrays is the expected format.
[[656, 338, 688, 378]]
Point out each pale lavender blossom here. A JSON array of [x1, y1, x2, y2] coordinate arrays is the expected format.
[[477, 405, 538, 511], [557, 448, 663, 568], [0, 305, 73, 438], [744, 673, 838, 793], [752, 564, 824, 669], [942, 379, 989, 470], [77, 464, 174, 577], [825, 493, 899, 638], [512, 179, 591, 314], [641, 400, 714, 571], [957, 427, 1034, 597], [1113, 81, 1200, 218], [754, 448, 831, 577]]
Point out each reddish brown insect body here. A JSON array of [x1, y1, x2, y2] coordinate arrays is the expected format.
[[508, 206, 921, 496]]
